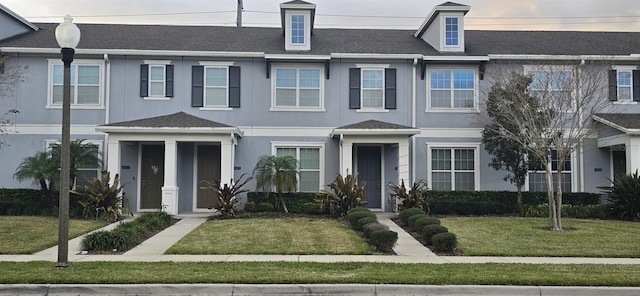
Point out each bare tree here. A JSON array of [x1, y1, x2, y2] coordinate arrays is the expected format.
[[481, 61, 611, 231], [0, 55, 28, 147]]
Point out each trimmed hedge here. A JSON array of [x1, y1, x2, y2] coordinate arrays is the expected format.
[[413, 216, 440, 233], [432, 232, 457, 252], [407, 214, 427, 230], [522, 204, 611, 219], [363, 222, 388, 239], [422, 225, 448, 245], [369, 229, 397, 252], [82, 211, 174, 252], [347, 211, 376, 229], [357, 217, 377, 231], [427, 191, 601, 216], [247, 192, 321, 214], [398, 208, 424, 224], [0, 188, 83, 217]]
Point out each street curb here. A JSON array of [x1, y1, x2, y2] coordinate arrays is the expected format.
[[2, 284, 640, 295]]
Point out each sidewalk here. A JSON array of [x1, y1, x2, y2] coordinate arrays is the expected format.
[[1, 213, 640, 265]]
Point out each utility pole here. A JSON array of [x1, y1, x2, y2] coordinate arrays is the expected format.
[[237, 0, 243, 27]]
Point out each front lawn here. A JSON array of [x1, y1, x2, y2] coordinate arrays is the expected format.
[[0, 216, 108, 254], [1, 262, 639, 286], [166, 215, 375, 255], [441, 217, 640, 257]]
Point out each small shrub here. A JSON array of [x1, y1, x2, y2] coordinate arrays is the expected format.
[[347, 211, 376, 228], [398, 208, 424, 225], [347, 207, 371, 214], [71, 171, 124, 222], [357, 216, 378, 231], [243, 201, 256, 212], [603, 171, 640, 221], [422, 224, 448, 245], [320, 171, 366, 216], [413, 216, 440, 233], [432, 232, 457, 252], [257, 202, 274, 212], [407, 214, 427, 230], [363, 222, 388, 239], [302, 202, 323, 215], [369, 229, 398, 253], [200, 174, 252, 218]]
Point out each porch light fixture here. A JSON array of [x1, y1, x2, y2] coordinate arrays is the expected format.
[[55, 14, 80, 268]]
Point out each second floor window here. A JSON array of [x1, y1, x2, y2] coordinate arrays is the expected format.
[[362, 69, 384, 108], [349, 67, 396, 110], [140, 62, 174, 99], [527, 69, 573, 106], [609, 68, 639, 102], [50, 62, 102, 107], [273, 67, 322, 109], [429, 69, 475, 110], [291, 15, 305, 44], [445, 17, 459, 46], [205, 67, 228, 107], [191, 64, 241, 109]]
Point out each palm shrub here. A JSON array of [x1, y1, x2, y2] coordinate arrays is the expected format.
[[200, 173, 252, 218], [413, 216, 440, 233], [602, 171, 640, 221], [398, 208, 424, 225], [422, 224, 448, 245], [13, 151, 58, 207], [71, 171, 124, 222], [388, 179, 429, 212], [320, 171, 366, 216], [253, 155, 298, 213]]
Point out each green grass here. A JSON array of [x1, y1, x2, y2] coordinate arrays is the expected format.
[[166, 216, 375, 255], [0, 262, 639, 286], [0, 216, 108, 254], [441, 217, 640, 257]]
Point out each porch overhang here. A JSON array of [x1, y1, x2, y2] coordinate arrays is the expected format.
[[593, 113, 640, 175], [96, 126, 243, 136], [593, 114, 640, 136]]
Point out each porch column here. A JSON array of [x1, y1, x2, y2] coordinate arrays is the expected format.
[[341, 138, 354, 175], [626, 136, 640, 174], [397, 140, 410, 184], [220, 137, 234, 185], [106, 135, 121, 182], [162, 139, 179, 215]]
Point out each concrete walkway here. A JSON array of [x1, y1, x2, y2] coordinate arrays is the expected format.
[[1, 213, 640, 265]]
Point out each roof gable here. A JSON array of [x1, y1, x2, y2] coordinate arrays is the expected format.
[[103, 112, 233, 128], [594, 113, 640, 133], [0, 3, 38, 42]]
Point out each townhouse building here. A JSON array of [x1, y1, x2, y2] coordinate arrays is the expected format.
[[1, 1, 639, 214]]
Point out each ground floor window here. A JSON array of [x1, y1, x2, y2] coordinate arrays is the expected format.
[[430, 147, 476, 191], [47, 140, 101, 188], [528, 151, 572, 192], [274, 144, 323, 192]]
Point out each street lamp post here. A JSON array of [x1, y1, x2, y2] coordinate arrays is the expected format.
[[54, 15, 80, 268]]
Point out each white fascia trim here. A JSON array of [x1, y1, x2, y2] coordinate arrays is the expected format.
[[356, 64, 390, 69], [9, 124, 101, 135], [143, 60, 171, 65], [414, 7, 439, 38], [0, 3, 38, 31], [417, 128, 483, 138], [332, 53, 423, 59], [280, 3, 316, 9], [423, 56, 490, 61], [597, 134, 629, 148], [240, 126, 331, 137], [265, 54, 330, 60], [95, 126, 242, 135], [593, 115, 640, 135], [199, 61, 235, 66], [488, 54, 640, 61], [331, 129, 420, 137], [0, 47, 265, 58]]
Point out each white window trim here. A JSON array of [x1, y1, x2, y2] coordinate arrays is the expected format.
[[271, 141, 325, 192], [443, 16, 460, 47], [203, 66, 229, 108], [523, 65, 577, 112], [426, 142, 480, 191], [360, 68, 386, 111], [439, 13, 464, 52], [45, 139, 103, 187], [524, 150, 576, 192], [285, 10, 311, 51], [270, 63, 325, 112], [143, 60, 172, 101], [612, 65, 637, 104], [46, 59, 105, 109], [426, 67, 479, 113]]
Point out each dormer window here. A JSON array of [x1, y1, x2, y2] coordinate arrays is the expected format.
[[444, 17, 459, 46], [291, 15, 305, 44]]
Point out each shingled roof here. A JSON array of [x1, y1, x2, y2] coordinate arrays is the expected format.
[[2, 22, 640, 56], [594, 113, 640, 132], [102, 112, 233, 128], [337, 120, 414, 130]]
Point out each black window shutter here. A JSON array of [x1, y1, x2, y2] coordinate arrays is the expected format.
[[229, 66, 241, 108], [608, 70, 617, 101], [165, 65, 174, 97], [634, 70, 640, 102], [349, 68, 361, 109], [191, 66, 204, 107], [385, 68, 397, 109], [140, 64, 149, 97]]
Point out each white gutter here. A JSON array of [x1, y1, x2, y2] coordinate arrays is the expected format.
[[331, 53, 423, 60], [264, 54, 330, 60], [0, 47, 265, 58], [489, 54, 640, 61], [331, 129, 420, 137], [411, 58, 418, 182], [423, 56, 490, 61]]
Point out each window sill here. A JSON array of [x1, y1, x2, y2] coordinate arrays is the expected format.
[[199, 107, 233, 111], [46, 105, 105, 110], [143, 97, 171, 101], [356, 109, 389, 113], [269, 107, 325, 112], [425, 108, 480, 113], [613, 101, 638, 105]]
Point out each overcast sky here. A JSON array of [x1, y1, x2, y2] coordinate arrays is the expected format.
[[2, 0, 639, 31]]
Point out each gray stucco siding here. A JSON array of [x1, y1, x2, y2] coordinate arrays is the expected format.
[[0, 11, 30, 41]]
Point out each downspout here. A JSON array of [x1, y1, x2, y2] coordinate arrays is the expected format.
[[103, 54, 111, 168], [579, 59, 585, 192], [411, 58, 418, 183]]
